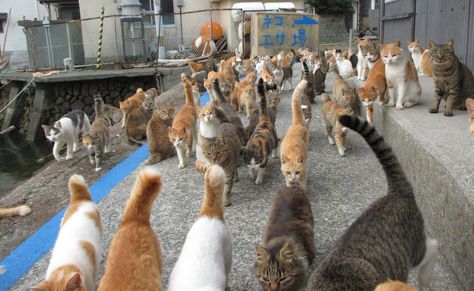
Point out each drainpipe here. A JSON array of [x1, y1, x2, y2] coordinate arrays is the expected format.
[[411, 0, 416, 41], [154, 0, 165, 59], [379, 0, 385, 43]]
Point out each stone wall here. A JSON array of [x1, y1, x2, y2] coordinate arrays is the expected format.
[[318, 14, 351, 46]]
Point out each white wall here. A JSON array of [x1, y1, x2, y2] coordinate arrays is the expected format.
[[0, 0, 49, 52]]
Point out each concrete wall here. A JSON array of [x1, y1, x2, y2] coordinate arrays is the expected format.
[[0, 0, 49, 52]]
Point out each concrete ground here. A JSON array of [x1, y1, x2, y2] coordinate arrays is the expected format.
[[13, 64, 463, 290]]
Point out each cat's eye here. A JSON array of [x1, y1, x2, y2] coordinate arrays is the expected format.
[[295, 171, 300, 175], [286, 171, 291, 175]]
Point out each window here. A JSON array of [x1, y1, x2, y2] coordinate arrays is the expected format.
[[140, 0, 175, 25], [0, 13, 7, 33], [0, 22, 3, 33]]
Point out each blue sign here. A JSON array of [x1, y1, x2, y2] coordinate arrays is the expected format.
[[293, 15, 319, 25]]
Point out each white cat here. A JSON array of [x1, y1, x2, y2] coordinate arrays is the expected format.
[[31, 174, 102, 291], [42, 110, 91, 162], [336, 58, 354, 80], [168, 165, 233, 291]]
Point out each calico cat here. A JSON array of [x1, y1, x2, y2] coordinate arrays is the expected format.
[[357, 38, 371, 80], [0, 205, 31, 219], [42, 110, 91, 162], [375, 280, 418, 291], [168, 165, 233, 291], [169, 73, 198, 169], [382, 40, 421, 110], [82, 95, 112, 172], [467, 98, 474, 137], [359, 57, 387, 124], [98, 168, 163, 291], [119, 88, 145, 128], [125, 90, 155, 146], [241, 78, 278, 185], [280, 79, 309, 190], [32, 174, 102, 291], [145, 102, 176, 165], [321, 93, 353, 157], [254, 185, 315, 291], [429, 39, 474, 116], [307, 115, 438, 291], [332, 74, 358, 115]]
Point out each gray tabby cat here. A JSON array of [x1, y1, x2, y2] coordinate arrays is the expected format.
[[313, 53, 329, 96], [254, 185, 315, 291], [307, 115, 438, 291], [82, 94, 112, 172], [429, 39, 474, 116], [42, 110, 91, 162], [301, 62, 312, 128]]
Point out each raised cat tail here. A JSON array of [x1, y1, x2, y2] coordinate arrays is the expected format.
[[302, 61, 309, 81], [211, 78, 227, 104], [181, 73, 195, 107], [321, 93, 331, 103], [257, 78, 268, 117], [291, 79, 308, 126], [338, 115, 413, 196], [122, 167, 162, 223], [199, 164, 226, 220], [68, 174, 93, 202]]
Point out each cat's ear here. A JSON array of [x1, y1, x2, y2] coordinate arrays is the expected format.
[[279, 242, 295, 263], [447, 39, 454, 48], [429, 40, 437, 49], [394, 40, 401, 47], [55, 121, 62, 129], [297, 157, 304, 163], [65, 272, 82, 291], [41, 125, 49, 135], [30, 280, 50, 291], [181, 127, 186, 134], [255, 244, 269, 263], [281, 155, 288, 164]]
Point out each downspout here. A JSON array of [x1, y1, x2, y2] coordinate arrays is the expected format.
[[379, 0, 385, 43], [411, 0, 416, 41]]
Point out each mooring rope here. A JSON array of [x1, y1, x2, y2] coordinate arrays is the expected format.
[[0, 77, 36, 114], [96, 7, 105, 70]]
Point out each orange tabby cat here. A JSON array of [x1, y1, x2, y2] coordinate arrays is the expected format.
[[374, 280, 418, 291], [231, 72, 257, 114], [169, 73, 197, 169], [188, 59, 204, 74], [420, 50, 432, 76], [467, 98, 474, 137], [280, 79, 309, 190], [98, 168, 163, 291], [359, 58, 387, 124], [119, 88, 145, 128], [321, 93, 353, 157]]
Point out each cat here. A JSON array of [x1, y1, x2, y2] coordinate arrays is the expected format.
[[321, 93, 353, 157], [332, 73, 358, 115], [42, 110, 91, 162], [145, 102, 176, 165], [407, 40, 425, 74], [280, 78, 309, 190], [301, 62, 313, 128], [357, 38, 371, 80], [359, 57, 387, 124], [168, 165, 232, 291], [125, 90, 155, 146], [231, 72, 257, 117], [335, 54, 354, 80], [420, 50, 432, 77], [32, 174, 102, 291], [267, 90, 280, 126], [241, 78, 278, 185], [192, 82, 202, 112], [365, 42, 381, 71], [382, 40, 421, 110], [82, 94, 112, 172], [375, 280, 418, 291], [313, 53, 329, 95], [279, 51, 295, 91], [98, 168, 163, 291], [119, 88, 145, 128], [301, 61, 316, 104], [307, 115, 438, 291], [467, 98, 474, 137], [254, 185, 315, 291], [428, 39, 474, 116], [169, 73, 198, 169], [0, 205, 31, 219]]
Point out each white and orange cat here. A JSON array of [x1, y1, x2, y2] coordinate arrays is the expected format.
[[407, 40, 432, 76], [381, 40, 422, 110], [168, 165, 233, 291], [169, 73, 198, 169], [32, 174, 102, 291], [98, 168, 163, 291], [467, 98, 474, 137]]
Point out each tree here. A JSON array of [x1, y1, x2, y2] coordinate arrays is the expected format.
[[305, 0, 355, 15]]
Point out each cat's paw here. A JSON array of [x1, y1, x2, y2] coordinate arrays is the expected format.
[[328, 136, 335, 145], [405, 101, 417, 108], [54, 156, 64, 162], [338, 148, 346, 157], [429, 107, 439, 113], [73, 146, 80, 153], [179, 162, 186, 169], [65, 155, 74, 160], [443, 111, 453, 117], [387, 101, 395, 107], [395, 104, 404, 110], [377, 100, 385, 106], [255, 177, 263, 185], [95, 167, 102, 172]]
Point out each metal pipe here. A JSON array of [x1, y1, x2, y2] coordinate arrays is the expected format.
[[411, 0, 417, 41], [379, 0, 385, 43]]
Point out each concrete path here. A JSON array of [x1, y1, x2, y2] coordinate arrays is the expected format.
[[12, 64, 462, 290]]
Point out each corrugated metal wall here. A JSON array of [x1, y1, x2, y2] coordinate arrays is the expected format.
[[381, 0, 474, 71]]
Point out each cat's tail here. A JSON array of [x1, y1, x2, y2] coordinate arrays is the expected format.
[[0, 205, 31, 219], [122, 167, 162, 223], [257, 78, 268, 117], [291, 79, 308, 126], [69, 174, 93, 202], [199, 164, 226, 220], [321, 93, 331, 103], [127, 137, 145, 147], [211, 78, 227, 104], [181, 73, 195, 107], [338, 115, 413, 196], [94, 93, 105, 118], [302, 61, 309, 81]]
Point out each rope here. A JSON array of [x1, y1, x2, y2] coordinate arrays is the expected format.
[[0, 77, 35, 114], [96, 7, 105, 70], [0, 80, 12, 91]]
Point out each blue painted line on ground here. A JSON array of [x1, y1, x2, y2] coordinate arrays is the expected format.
[[0, 145, 149, 290], [200, 90, 210, 107]]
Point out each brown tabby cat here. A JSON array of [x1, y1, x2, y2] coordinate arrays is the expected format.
[[119, 88, 145, 128], [307, 115, 438, 291], [83, 95, 112, 172], [241, 78, 278, 185], [254, 185, 315, 291], [0, 205, 31, 219], [98, 168, 163, 291], [169, 73, 197, 169], [125, 91, 155, 146], [313, 53, 329, 95], [375, 280, 418, 291], [359, 57, 387, 124], [145, 102, 176, 165], [321, 93, 353, 157], [467, 98, 474, 137], [267, 90, 280, 126], [280, 78, 309, 190], [332, 73, 358, 115], [429, 39, 474, 116]]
